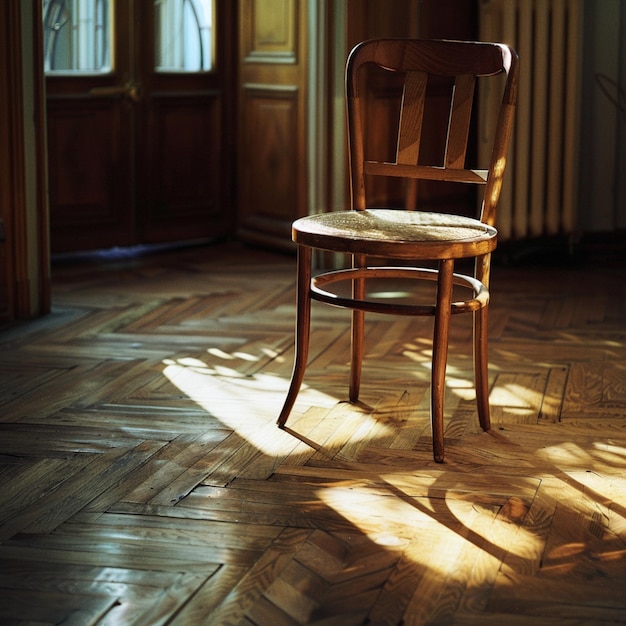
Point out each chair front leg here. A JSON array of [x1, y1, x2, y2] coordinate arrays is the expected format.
[[350, 309, 365, 402], [277, 245, 313, 428], [349, 253, 366, 402], [431, 258, 454, 462], [474, 305, 491, 431]]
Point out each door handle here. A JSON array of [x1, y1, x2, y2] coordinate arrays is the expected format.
[[90, 81, 141, 103]]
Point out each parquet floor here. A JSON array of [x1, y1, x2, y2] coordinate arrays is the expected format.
[[0, 241, 625, 625]]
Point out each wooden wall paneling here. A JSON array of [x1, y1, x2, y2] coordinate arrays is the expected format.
[[244, 0, 296, 60], [346, 0, 421, 51], [345, 0, 478, 218], [237, 0, 308, 250], [416, 1, 482, 217], [417, 0, 477, 40], [239, 84, 300, 239]]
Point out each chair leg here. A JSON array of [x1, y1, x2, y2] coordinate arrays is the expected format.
[[349, 254, 366, 402], [277, 245, 313, 428], [431, 259, 454, 463], [349, 309, 365, 402], [474, 305, 492, 431]]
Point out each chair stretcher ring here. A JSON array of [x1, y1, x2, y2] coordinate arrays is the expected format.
[[310, 266, 489, 316]]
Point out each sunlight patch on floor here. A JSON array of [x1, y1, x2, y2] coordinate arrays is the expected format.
[[161, 356, 387, 455], [317, 477, 544, 577]]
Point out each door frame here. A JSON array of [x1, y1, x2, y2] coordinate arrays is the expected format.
[[0, 0, 49, 321]]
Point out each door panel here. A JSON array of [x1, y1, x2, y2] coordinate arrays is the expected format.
[[241, 85, 299, 232], [47, 98, 134, 250], [237, 0, 308, 249], [45, 0, 234, 254], [139, 93, 223, 241]]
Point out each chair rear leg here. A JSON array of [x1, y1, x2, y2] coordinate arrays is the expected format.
[[431, 259, 454, 463], [474, 305, 491, 431], [277, 246, 313, 428]]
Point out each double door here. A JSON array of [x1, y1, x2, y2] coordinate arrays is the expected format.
[[44, 0, 235, 253]]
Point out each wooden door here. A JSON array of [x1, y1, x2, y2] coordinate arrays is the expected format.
[[236, 0, 308, 250], [44, 0, 234, 254]]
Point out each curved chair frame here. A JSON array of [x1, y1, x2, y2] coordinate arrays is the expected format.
[[277, 39, 519, 462]]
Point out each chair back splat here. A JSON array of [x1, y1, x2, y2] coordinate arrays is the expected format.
[[277, 39, 519, 463]]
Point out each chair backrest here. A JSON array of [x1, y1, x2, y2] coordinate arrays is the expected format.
[[346, 39, 519, 227]]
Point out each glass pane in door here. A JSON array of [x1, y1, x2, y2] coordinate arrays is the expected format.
[[154, 0, 214, 72], [43, 0, 112, 73]]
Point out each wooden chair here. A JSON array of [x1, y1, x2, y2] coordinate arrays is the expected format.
[[277, 39, 519, 462]]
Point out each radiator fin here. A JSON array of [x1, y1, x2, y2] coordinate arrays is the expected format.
[[479, 0, 583, 240]]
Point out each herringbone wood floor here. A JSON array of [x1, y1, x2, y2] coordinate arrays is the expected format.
[[1, 241, 625, 625]]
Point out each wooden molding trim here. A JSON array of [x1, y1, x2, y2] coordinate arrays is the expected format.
[[0, 2, 25, 320], [0, 1, 50, 321], [33, 0, 50, 315]]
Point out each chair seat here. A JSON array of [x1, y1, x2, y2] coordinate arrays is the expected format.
[[293, 209, 498, 260]]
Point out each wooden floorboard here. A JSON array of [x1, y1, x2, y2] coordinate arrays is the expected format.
[[0, 241, 625, 625]]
